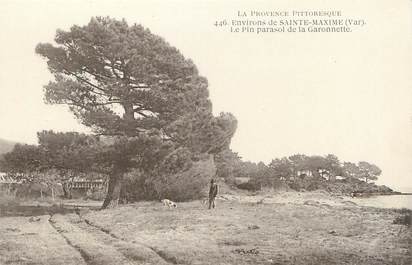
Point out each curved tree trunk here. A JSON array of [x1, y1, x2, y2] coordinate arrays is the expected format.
[[101, 173, 123, 209]]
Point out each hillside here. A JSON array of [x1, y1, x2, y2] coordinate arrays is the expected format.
[[0, 138, 17, 155]]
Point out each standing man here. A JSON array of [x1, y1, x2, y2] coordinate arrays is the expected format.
[[209, 178, 218, 209]]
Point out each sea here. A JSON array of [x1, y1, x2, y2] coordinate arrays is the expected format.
[[350, 187, 412, 210]]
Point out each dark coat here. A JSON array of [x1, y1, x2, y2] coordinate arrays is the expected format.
[[209, 183, 218, 198]]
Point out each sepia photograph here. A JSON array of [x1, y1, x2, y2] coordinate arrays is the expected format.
[[0, 0, 411, 264]]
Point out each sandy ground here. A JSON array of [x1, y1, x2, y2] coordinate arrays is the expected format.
[[0, 191, 410, 265]]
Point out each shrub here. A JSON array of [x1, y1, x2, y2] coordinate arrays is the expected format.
[[121, 169, 157, 202], [122, 152, 216, 202], [237, 181, 261, 191], [151, 154, 216, 201], [393, 214, 411, 226], [0, 191, 19, 207]]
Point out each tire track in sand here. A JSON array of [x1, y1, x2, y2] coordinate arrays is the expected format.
[[49, 214, 137, 265]]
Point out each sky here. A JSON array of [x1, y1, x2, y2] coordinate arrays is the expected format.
[[0, 0, 411, 191]]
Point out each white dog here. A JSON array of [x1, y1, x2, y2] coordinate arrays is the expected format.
[[161, 199, 177, 208]]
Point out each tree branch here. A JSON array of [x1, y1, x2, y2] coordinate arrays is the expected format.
[[63, 69, 109, 95]]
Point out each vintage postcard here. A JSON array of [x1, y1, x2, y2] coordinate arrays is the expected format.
[[0, 0, 411, 264]]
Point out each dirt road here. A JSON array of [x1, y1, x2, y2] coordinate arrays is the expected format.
[[0, 212, 170, 265]]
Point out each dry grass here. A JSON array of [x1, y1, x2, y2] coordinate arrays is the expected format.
[[0, 215, 86, 265], [0, 191, 410, 265], [83, 192, 411, 265]]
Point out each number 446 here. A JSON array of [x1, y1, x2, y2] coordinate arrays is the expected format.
[[214, 20, 227, 27]]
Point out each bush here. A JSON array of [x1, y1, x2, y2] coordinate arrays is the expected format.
[[287, 177, 326, 191], [122, 152, 216, 202], [237, 181, 261, 191], [151, 154, 216, 201], [0, 190, 19, 207], [121, 169, 154, 202], [393, 214, 411, 226]]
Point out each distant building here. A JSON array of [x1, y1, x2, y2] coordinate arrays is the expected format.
[[0, 172, 24, 184], [63, 177, 106, 190], [297, 170, 313, 178], [0, 172, 106, 198]]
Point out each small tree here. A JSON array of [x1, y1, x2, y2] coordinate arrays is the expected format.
[[2, 144, 45, 173], [269, 157, 293, 181], [306, 156, 328, 179], [214, 149, 242, 182], [342, 162, 361, 181], [288, 154, 309, 178], [324, 154, 342, 181], [358, 161, 381, 183], [3, 131, 103, 199]]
